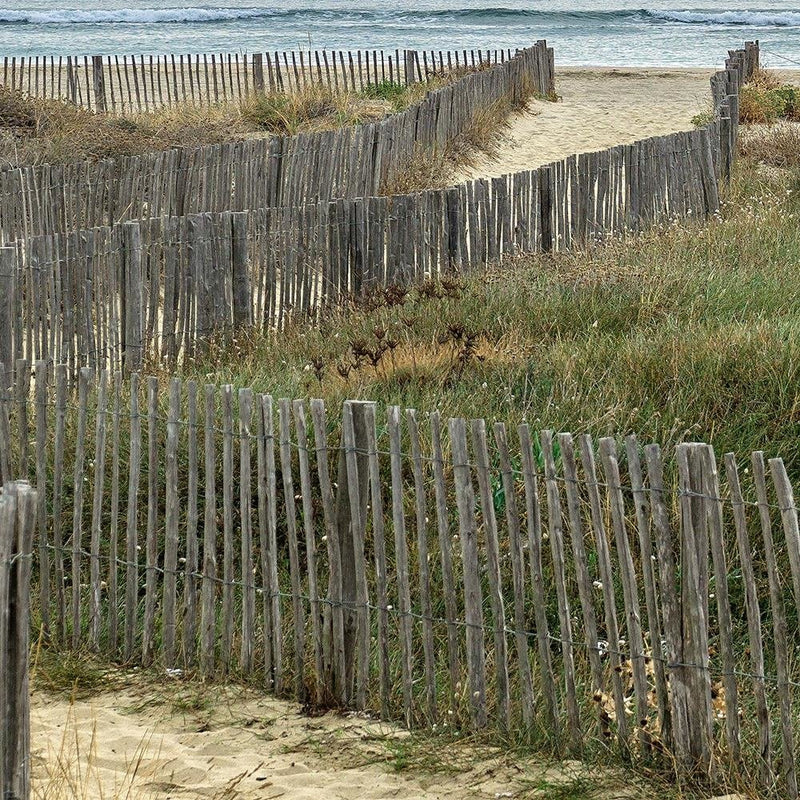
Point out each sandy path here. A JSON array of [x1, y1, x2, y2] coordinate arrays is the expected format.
[[455, 67, 800, 182], [30, 682, 646, 800], [454, 68, 715, 181]]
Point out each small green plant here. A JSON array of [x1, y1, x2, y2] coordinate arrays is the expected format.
[[361, 80, 410, 112], [524, 776, 595, 799], [31, 648, 118, 700], [691, 109, 714, 128]]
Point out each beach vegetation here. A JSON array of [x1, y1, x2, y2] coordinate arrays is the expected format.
[[361, 78, 412, 111], [241, 83, 389, 134], [151, 147, 800, 472], [739, 120, 800, 167], [31, 646, 122, 700], [690, 109, 714, 128], [739, 69, 800, 124]]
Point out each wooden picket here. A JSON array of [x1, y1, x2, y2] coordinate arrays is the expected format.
[[0, 481, 37, 800], [0, 367, 798, 795], [0, 47, 517, 113]]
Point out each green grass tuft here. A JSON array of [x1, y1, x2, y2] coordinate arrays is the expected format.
[[164, 155, 800, 474]]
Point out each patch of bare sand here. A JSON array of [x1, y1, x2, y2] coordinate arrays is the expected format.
[[454, 68, 712, 182], [30, 682, 650, 800], [453, 67, 800, 182]]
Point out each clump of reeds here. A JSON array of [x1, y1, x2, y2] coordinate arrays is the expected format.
[[240, 82, 393, 135]]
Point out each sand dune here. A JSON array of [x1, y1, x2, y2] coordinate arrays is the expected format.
[[454, 68, 714, 181], [454, 67, 800, 182], [31, 683, 644, 800]]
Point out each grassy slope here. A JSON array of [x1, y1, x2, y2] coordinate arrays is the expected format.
[[170, 157, 800, 472], [0, 65, 516, 171]]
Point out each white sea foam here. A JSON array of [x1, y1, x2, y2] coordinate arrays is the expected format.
[[1, 7, 799, 28], [646, 9, 800, 27], [0, 7, 275, 25]]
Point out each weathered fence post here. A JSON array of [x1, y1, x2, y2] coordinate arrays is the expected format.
[[252, 53, 265, 94], [403, 50, 418, 85], [230, 212, 252, 328], [0, 248, 15, 379], [333, 400, 371, 705], [725, 68, 740, 170], [0, 370, 10, 485], [66, 56, 76, 104], [539, 167, 553, 253], [675, 443, 714, 777], [718, 102, 732, 182], [91, 55, 107, 113], [0, 481, 37, 800], [121, 222, 143, 372]]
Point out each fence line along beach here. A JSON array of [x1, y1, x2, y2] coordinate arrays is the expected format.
[[0, 3, 798, 799]]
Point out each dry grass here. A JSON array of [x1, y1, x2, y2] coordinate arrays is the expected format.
[[240, 82, 394, 135], [0, 88, 252, 166], [380, 75, 540, 194], [739, 120, 800, 167], [0, 65, 496, 168], [748, 67, 784, 91]]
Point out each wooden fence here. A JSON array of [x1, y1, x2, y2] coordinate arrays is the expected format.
[[0, 125, 721, 379], [0, 47, 758, 382], [2, 367, 800, 795], [0, 481, 36, 800], [0, 42, 554, 242], [1, 47, 519, 113]]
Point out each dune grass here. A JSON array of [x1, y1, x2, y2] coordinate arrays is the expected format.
[[163, 148, 800, 473], [0, 84, 398, 166], [0, 64, 512, 168]]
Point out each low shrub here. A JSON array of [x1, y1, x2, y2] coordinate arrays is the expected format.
[[739, 70, 800, 124]]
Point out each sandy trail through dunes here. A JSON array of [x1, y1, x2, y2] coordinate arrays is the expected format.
[[30, 683, 646, 800], [454, 67, 800, 182], [453, 68, 715, 182]]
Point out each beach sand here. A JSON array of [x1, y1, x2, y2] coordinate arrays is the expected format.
[[453, 67, 800, 181], [30, 682, 645, 800], [454, 68, 714, 181]]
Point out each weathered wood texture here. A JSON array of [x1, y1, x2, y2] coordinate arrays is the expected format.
[[0, 481, 37, 800], [0, 43, 757, 381], [0, 42, 554, 242], [1, 357, 799, 796], [0, 47, 518, 112]]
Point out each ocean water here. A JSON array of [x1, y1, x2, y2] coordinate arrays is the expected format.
[[0, 2, 798, 67]]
